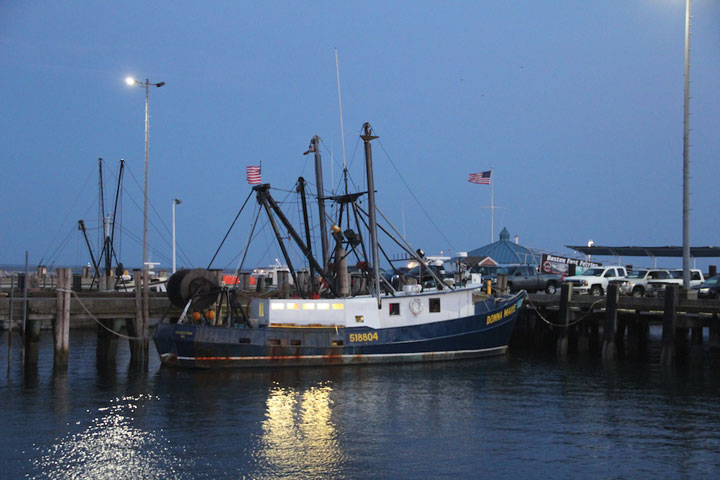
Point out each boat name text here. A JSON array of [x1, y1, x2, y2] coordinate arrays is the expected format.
[[486, 303, 517, 325]]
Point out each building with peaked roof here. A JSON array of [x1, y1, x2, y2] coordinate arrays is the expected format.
[[465, 227, 541, 266]]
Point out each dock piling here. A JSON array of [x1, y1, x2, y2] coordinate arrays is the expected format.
[[661, 285, 678, 366], [53, 268, 71, 369], [129, 269, 148, 369], [556, 284, 572, 359], [602, 284, 619, 360]]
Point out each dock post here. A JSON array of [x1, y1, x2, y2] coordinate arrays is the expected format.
[[602, 284, 619, 360], [556, 283, 572, 359], [709, 313, 720, 367], [690, 326, 704, 365], [627, 310, 648, 360], [576, 310, 590, 356], [128, 269, 148, 370], [53, 268, 71, 369], [660, 285, 678, 366], [97, 318, 123, 370], [24, 318, 41, 368]]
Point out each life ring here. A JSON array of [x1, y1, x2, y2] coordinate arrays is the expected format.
[[409, 298, 424, 315]]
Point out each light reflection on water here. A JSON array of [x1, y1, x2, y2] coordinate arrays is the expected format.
[[29, 394, 194, 480], [254, 382, 345, 479]]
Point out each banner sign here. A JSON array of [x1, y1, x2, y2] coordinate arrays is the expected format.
[[541, 254, 602, 276]]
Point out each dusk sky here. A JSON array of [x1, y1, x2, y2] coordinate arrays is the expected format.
[[1, 1, 719, 272]]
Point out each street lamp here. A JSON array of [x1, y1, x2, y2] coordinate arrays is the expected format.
[[125, 76, 165, 279], [172, 198, 182, 273]]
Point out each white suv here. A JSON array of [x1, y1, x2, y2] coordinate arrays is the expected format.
[[563, 266, 628, 296]]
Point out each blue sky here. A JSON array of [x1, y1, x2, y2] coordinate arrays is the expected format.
[[1, 1, 719, 272]]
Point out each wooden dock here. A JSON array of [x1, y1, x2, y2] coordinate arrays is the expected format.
[[1, 291, 173, 330], [515, 284, 720, 365], [3, 271, 720, 370]]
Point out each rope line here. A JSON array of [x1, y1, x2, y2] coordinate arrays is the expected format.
[[524, 295, 605, 328], [57, 288, 148, 340]]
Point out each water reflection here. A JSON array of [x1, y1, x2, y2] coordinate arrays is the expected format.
[[255, 381, 345, 479], [30, 394, 193, 480]]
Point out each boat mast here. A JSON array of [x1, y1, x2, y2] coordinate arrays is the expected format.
[[361, 122, 381, 308], [297, 176, 316, 295], [310, 135, 330, 271]]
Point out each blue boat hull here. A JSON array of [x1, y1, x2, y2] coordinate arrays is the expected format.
[[154, 291, 525, 368]]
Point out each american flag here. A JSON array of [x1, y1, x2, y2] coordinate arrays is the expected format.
[[468, 170, 492, 185], [246, 165, 261, 185]]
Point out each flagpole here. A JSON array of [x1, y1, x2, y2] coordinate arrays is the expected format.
[[490, 168, 494, 243]]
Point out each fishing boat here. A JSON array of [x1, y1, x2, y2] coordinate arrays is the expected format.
[[154, 124, 526, 368]]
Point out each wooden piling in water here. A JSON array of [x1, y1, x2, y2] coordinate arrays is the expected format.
[[53, 268, 71, 369], [24, 318, 41, 368], [556, 283, 572, 359], [602, 284, 619, 360], [97, 319, 123, 368], [690, 326, 704, 365], [660, 285, 678, 366], [627, 310, 649, 360], [129, 269, 148, 369], [576, 311, 590, 356]]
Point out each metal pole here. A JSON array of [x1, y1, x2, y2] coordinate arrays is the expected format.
[[143, 79, 149, 282], [361, 123, 381, 308], [682, 0, 692, 290], [490, 169, 494, 243], [312, 136, 330, 270], [22, 251, 28, 367], [7, 274, 14, 375], [172, 199, 176, 274]]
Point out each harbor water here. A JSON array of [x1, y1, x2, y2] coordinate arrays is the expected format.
[[2, 330, 720, 479]]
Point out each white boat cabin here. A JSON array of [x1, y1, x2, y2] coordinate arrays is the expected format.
[[248, 283, 486, 330]]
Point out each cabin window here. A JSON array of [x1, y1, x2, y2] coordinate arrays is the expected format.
[[430, 298, 441, 313], [290, 339, 302, 346], [389, 303, 400, 316], [355, 315, 364, 323], [268, 338, 281, 346], [332, 340, 344, 346], [238, 338, 251, 344]]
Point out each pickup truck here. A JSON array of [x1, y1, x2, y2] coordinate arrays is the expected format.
[[563, 265, 628, 296], [615, 269, 672, 297], [503, 265, 563, 294], [646, 269, 705, 296]]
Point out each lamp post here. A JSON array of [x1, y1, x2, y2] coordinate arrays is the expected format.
[[681, 0, 691, 291], [172, 198, 182, 273], [125, 76, 165, 279]]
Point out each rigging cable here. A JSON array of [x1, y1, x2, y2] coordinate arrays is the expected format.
[[123, 165, 193, 266], [377, 139, 457, 252], [39, 166, 95, 266], [230, 204, 263, 286], [207, 189, 254, 269]]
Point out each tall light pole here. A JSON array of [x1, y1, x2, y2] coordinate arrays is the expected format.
[[125, 76, 165, 278], [172, 198, 182, 273], [681, 0, 692, 291]]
